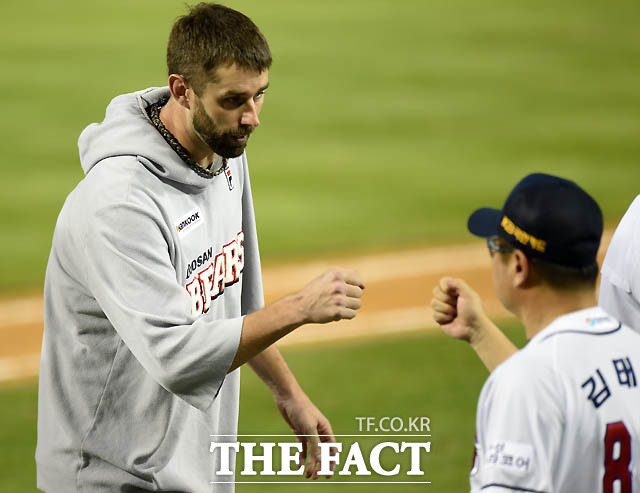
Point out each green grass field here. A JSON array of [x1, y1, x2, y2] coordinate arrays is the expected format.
[[0, 324, 527, 492], [1, 0, 639, 290]]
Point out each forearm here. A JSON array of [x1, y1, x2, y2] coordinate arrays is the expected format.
[[234, 267, 361, 481], [229, 293, 305, 372], [248, 345, 301, 398], [469, 315, 518, 372], [250, 345, 333, 481], [229, 268, 364, 372]]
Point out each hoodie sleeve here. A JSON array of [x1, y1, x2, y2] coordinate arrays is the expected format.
[[84, 195, 242, 412], [240, 154, 265, 316]]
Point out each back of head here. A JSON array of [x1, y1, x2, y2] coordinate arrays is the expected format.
[[527, 256, 599, 292], [167, 3, 272, 94]]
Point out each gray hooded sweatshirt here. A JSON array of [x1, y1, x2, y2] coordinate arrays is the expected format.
[[36, 87, 264, 492]]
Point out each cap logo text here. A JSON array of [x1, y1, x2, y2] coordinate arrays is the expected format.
[[501, 216, 547, 253]]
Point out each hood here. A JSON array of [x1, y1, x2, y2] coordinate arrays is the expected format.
[[78, 87, 217, 189]]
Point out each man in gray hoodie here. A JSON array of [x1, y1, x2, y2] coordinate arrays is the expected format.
[[36, 4, 364, 491]]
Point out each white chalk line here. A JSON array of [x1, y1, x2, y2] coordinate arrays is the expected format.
[[0, 353, 40, 383]]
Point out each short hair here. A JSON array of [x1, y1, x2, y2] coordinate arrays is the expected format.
[[529, 257, 599, 291], [167, 3, 272, 94]]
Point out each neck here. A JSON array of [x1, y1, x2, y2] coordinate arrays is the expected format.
[[159, 97, 216, 169], [517, 286, 597, 339]]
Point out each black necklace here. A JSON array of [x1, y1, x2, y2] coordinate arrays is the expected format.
[[148, 97, 227, 179]]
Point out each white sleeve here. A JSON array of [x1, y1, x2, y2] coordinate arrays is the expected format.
[[239, 153, 265, 316], [85, 198, 243, 412], [471, 358, 564, 493], [599, 195, 640, 330]]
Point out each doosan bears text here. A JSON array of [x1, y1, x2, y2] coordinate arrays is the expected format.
[[186, 231, 244, 316]]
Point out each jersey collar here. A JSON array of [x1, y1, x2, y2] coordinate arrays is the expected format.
[[531, 306, 621, 344]]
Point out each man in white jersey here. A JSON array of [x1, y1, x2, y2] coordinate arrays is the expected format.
[[444, 194, 640, 375], [431, 173, 640, 492], [37, 4, 364, 491], [599, 195, 640, 332]]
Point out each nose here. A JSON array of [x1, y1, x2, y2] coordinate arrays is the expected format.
[[240, 99, 260, 128]]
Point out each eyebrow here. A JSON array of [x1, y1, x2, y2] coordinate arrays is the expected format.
[[222, 83, 270, 98]]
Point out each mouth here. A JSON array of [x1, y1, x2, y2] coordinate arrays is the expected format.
[[231, 135, 249, 145], [226, 127, 253, 146]]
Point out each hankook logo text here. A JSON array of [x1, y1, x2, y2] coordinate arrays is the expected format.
[[177, 212, 200, 232]]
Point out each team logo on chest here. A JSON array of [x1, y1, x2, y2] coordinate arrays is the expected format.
[[185, 231, 244, 316]]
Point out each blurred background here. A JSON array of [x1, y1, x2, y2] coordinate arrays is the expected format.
[[1, 0, 639, 490]]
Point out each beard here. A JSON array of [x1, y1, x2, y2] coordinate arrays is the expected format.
[[192, 97, 253, 159]]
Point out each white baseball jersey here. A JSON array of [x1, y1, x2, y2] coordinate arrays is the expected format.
[[471, 307, 640, 493], [599, 195, 640, 333]]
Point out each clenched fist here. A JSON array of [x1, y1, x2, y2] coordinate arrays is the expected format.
[[431, 277, 487, 342], [430, 276, 517, 372], [296, 268, 365, 324]]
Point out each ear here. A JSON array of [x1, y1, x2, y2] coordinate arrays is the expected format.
[[168, 74, 191, 109], [512, 249, 532, 288]]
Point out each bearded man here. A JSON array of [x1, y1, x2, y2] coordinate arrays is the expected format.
[[36, 4, 364, 491]]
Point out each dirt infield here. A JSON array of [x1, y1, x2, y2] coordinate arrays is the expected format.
[[0, 232, 612, 382]]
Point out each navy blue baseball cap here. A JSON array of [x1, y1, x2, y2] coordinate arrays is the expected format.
[[467, 173, 603, 268]]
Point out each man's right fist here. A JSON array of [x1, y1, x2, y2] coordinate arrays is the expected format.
[[297, 268, 365, 324]]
